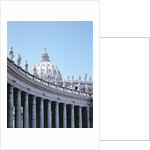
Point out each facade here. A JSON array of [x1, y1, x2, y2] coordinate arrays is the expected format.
[[7, 47, 93, 128]]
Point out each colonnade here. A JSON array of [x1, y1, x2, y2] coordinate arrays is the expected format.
[[7, 84, 92, 128]]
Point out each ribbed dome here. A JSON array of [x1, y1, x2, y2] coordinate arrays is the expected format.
[[31, 49, 62, 82]]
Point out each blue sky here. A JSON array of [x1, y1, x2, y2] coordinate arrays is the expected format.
[[7, 21, 93, 81]]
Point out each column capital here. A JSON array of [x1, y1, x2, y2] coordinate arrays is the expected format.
[[9, 84, 13, 89], [24, 92, 28, 95], [32, 95, 36, 99], [87, 106, 90, 110], [40, 97, 44, 101], [55, 101, 59, 104], [17, 88, 21, 92], [47, 99, 51, 102], [63, 103, 67, 106], [71, 104, 76, 108]]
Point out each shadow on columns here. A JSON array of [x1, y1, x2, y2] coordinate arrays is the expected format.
[[67, 105, 71, 128], [74, 106, 79, 128], [82, 107, 87, 128]]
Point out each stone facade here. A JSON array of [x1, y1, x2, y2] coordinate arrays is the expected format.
[[7, 48, 93, 128]]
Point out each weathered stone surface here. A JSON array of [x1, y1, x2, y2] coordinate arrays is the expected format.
[[31, 96, 36, 128], [23, 93, 29, 128], [71, 105, 74, 128], [63, 103, 67, 128], [15, 89, 21, 128], [55, 102, 59, 128], [39, 98, 44, 128], [7, 85, 14, 128], [7, 56, 93, 128]]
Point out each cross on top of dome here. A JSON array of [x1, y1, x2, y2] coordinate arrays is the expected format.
[[41, 48, 50, 62]]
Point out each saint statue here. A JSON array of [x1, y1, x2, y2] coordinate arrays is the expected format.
[[78, 75, 81, 81], [72, 75, 74, 81], [84, 74, 87, 81], [67, 75, 70, 81], [17, 54, 21, 66], [25, 60, 28, 71], [9, 47, 14, 61], [89, 75, 92, 82]]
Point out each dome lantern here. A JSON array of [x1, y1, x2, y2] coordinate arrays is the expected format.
[[41, 48, 50, 62]]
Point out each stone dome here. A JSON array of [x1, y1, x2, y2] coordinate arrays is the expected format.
[[31, 49, 62, 82]]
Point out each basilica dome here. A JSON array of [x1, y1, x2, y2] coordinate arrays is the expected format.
[[31, 49, 62, 82]]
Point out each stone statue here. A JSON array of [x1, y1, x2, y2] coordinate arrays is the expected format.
[[72, 75, 74, 81], [63, 80, 66, 87], [84, 74, 87, 81], [78, 82, 80, 91], [67, 75, 70, 81], [33, 65, 36, 74], [70, 82, 73, 89], [78, 75, 81, 81], [17, 54, 21, 66], [85, 84, 88, 93], [89, 75, 92, 82], [9, 47, 14, 61], [24, 60, 28, 71]]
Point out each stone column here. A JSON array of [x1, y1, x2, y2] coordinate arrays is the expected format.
[[79, 106, 82, 128], [71, 105, 74, 128], [87, 107, 90, 128], [31, 96, 36, 128], [7, 85, 14, 128], [47, 100, 51, 128], [39, 98, 44, 128], [55, 102, 59, 128], [15, 89, 21, 128], [23, 93, 29, 128], [63, 103, 67, 128]]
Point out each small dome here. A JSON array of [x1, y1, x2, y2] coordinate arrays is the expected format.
[[31, 49, 62, 82]]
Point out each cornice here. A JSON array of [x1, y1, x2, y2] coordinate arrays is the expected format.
[[7, 58, 93, 101]]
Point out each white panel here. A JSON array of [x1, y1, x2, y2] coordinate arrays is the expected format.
[[100, 141, 150, 150], [100, 0, 150, 37], [100, 38, 149, 140]]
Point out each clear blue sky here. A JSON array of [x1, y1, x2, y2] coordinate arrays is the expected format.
[[7, 21, 93, 81]]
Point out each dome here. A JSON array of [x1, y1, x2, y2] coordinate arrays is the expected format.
[[31, 49, 62, 82]]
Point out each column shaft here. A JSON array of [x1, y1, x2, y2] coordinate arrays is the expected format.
[[79, 106, 82, 128], [87, 107, 90, 128], [39, 98, 44, 128], [31, 96, 36, 128], [15, 89, 21, 128], [71, 105, 74, 128], [47, 100, 51, 128], [23, 93, 29, 128], [55, 102, 59, 128], [63, 103, 67, 128], [7, 85, 14, 128]]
